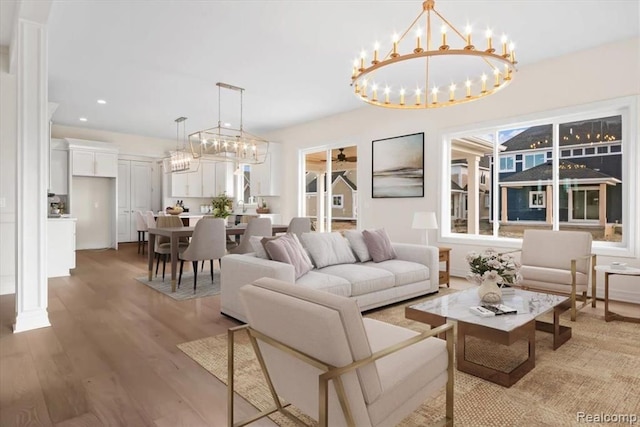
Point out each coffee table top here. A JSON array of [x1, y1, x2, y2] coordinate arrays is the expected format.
[[408, 288, 569, 332]]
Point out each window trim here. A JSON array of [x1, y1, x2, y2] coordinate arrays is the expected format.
[[523, 152, 546, 170], [499, 155, 515, 172], [529, 191, 546, 208], [440, 96, 637, 258]]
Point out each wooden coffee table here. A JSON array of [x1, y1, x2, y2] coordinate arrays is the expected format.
[[406, 288, 571, 387]]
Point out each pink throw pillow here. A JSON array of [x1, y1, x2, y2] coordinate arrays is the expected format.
[[362, 229, 397, 263]]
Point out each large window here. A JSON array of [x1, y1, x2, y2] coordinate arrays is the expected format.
[[445, 100, 633, 253]]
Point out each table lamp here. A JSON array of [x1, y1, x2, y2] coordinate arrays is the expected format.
[[412, 211, 438, 246]]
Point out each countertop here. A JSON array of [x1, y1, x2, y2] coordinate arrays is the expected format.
[[48, 216, 77, 221]]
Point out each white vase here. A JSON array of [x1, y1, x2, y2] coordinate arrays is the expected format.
[[478, 279, 502, 303]]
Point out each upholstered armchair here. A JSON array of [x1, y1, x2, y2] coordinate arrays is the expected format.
[[512, 230, 596, 321], [228, 277, 454, 427]]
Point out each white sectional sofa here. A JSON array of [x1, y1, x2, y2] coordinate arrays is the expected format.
[[221, 237, 440, 322]]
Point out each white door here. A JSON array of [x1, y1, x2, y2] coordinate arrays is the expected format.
[[130, 161, 152, 240], [117, 161, 132, 242]]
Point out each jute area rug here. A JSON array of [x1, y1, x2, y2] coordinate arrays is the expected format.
[[178, 289, 640, 426], [135, 271, 221, 301]]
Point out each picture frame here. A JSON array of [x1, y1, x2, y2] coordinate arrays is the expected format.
[[372, 132, 424, 198]]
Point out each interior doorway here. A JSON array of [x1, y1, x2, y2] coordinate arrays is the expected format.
[[302, 146, 358, 233]]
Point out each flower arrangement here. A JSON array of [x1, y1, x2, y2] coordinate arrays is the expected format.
[[466, 248, 522, 286], [211, 192, 233, 219]]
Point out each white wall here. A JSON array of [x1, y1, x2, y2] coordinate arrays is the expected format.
[[0, 49, 17, 295], [265, 37, 640, 302]]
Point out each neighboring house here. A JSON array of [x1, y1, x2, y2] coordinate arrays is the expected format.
[[306, 171, 357, 220], [491, 116, 622, 226], [450, 158, 491, 220]]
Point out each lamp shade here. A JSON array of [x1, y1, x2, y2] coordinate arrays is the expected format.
[[412, 211, 438, 230]]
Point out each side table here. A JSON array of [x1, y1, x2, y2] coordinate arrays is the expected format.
[[594, 265, 640, 323], [438, 247, 451, 288]]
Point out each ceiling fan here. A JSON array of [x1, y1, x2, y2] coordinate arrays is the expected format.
[[332, 148, 357, 163]]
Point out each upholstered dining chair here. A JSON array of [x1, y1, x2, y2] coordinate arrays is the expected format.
[[154, 215, 189, 280], [144, 210, 156, 229], [287, 216, 312, 237], [511, 229, 596, 321], [178, 218, 226, 292], [134, 211, 148, 254], [230, 217, 272, 254], [229, 277, 454, 427]]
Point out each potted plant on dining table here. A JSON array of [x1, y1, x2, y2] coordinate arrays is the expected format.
[[211, 192, 233, 226]]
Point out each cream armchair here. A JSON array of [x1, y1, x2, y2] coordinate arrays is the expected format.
[[512, 229, 596, 321], [229, 277, 454, 427]]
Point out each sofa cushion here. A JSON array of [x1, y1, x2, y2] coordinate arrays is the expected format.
[[295, 271, 352, 297], [520, 265, 588, 292], [364, 260, 430, 286], [300, 232, 356, 268], [318, 264, 395, 296], [362, 229, 397, 262], [264, 234, 313, 279], [344, 230, 372, 262]]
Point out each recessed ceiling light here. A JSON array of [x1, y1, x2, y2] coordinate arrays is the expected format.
[[97, 99, 107, 104], [79, 117, 88, 122]]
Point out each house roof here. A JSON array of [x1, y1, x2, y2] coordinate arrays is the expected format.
[[500, 159, 621, 186], [451, 180, 463, 191], [502, 116, 622, 152], [306, 171, 357, 193]]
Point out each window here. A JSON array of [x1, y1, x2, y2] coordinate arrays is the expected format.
[[499, 156, 515, 172], [524, 153, 546, 170], [332, 195, 343, 208], [529, 191, 546, 208], [444, 101, 632, 254]]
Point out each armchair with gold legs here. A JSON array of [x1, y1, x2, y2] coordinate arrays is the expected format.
[[510, 229, 597, 321], [228, 277, 454, 427]]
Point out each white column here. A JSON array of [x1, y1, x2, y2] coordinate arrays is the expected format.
[[466, 155, 480, 235], [317, 172, 325, 232], [13, 12, 51, 332]]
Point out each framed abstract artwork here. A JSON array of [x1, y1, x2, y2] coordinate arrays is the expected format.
[[372, 133, 424, 198]]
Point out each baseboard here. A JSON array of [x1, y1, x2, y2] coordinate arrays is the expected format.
[[13, 309, 51, 333]]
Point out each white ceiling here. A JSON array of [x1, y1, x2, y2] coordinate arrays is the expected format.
[[3, 1, 639, 141]]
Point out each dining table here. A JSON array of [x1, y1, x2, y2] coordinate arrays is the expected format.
[[147, 224, 289, 292]]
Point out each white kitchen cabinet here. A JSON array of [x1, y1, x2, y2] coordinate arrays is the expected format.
[[50, 149, 68, 195], [118, 159, 153, 242], [202, 161, 234, 198], [171, 168, 202, 197], [251, 143, 281, 197], [48, 218, 76, 277], [72, 149, 118, 177]]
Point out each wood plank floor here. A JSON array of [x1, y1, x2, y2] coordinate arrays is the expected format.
[[0, 243, 276, 427], [1, 243, 638, 426]]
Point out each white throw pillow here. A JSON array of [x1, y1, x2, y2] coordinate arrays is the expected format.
[[344, 230, 372, 262], [300, 232, 356, 269], [249, 236, 269, 259]]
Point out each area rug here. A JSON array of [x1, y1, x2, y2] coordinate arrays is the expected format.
[[135, 271, 220, 300], [178, 291, 640, 426]]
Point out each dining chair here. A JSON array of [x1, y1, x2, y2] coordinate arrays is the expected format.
[[134, 211, 148, 254], [154, 215, 189, 280], [287, 217, 312, 237], [178, 218, 226, 292], [144, 210, 156, 229], [230, 217, 272, 254]]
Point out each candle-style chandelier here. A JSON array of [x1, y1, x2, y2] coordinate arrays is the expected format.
[[189, 82, 269, 164], [351, 0, 518, 109]]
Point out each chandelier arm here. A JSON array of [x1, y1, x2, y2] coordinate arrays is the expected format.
[[432, 9, 466, 42], [381, 10, 425, 61]]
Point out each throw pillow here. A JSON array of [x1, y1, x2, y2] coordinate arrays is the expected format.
[[362, 229, 397, 263], [344, 230, 371, 262], [300, 232, 356, 269], [264, 233, 313, 279], [250, 236, 269, 259]]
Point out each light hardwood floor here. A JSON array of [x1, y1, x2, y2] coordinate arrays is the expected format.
[[1, 244, 637, 426]]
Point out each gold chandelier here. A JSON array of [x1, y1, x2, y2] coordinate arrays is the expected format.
[[351, 0, 518, 109], [189, 82, 269, 164]]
